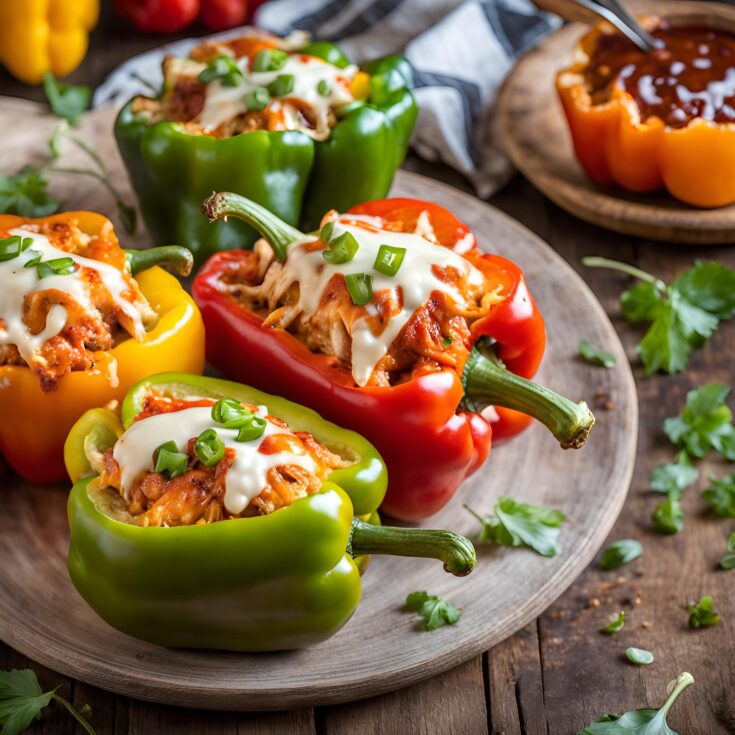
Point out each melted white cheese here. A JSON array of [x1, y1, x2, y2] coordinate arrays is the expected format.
[[199, 54, 357, 140], [0, 228, 145, 367], [274, 215, 485, 386], [112, 405, 317, 516]]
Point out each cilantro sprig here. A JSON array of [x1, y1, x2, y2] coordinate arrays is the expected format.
[[583, 257, 735, 375], [600, 610, 626, 635], [579, 339, 616, 368], [720, 532, 735, 570], [0, 668, 96, 735], [465, 498, 566, 557], [0, 167, 59, 218], [685, 595, 720, 629], [702, 472, 735, 518], [599, 539, 642, 570], [650, 452, 699, 496], [405, 591, 461, 631], [576, 672, 694, 735], [43, 73, 92, 125]]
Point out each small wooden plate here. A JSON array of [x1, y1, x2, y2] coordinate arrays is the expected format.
[[499, 0, 735, 245], [0, 100, 637, 710]]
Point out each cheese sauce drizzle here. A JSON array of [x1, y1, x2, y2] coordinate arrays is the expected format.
[[273, 215, 485, 386], [113, 406, 317, 515], [0, 228, 146, 367]]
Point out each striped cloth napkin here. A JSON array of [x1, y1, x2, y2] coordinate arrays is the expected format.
[[93, 0, 559, 198]]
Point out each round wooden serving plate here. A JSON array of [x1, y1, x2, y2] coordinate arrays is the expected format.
[[0, 99, 637, 710], [499, 0, 735, 245]]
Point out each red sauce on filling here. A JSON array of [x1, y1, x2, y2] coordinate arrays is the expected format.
[[586, 22, 735, 128]]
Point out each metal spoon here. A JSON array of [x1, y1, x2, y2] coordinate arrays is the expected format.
[[535, 0, 661, 52]]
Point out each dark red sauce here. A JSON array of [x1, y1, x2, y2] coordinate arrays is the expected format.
[[586, 23, 735, 128]]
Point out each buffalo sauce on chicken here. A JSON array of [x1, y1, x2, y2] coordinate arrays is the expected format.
[[91, 392, 347, 527]]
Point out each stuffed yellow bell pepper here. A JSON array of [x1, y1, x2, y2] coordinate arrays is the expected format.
[[0, 0, 99, 85], [0, 211, 204, 483]]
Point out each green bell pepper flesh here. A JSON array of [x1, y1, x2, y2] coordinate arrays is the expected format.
[[115, 46, 417, 263]]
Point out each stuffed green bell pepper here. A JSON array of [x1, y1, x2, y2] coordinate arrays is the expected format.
[[115, 31, 417, 264], [64, 372, 475, 652]]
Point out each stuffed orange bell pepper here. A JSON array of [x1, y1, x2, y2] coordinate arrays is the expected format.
[[557, 18, 735, 208], [0, 0, 99, 85], [0, 211, 204, 483]]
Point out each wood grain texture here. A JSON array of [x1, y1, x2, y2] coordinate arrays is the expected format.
[[0, 100, 636, 711], [499, 0, 735, 244]]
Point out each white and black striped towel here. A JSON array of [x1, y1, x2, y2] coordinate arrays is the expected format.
[[93, 0, 559, 198]]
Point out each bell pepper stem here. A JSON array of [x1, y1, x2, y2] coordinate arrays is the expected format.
[[348, 518, 476, 577], [462, 345, 594, 449], [125, 246, 194, 276], [201, 191, 305, 261]]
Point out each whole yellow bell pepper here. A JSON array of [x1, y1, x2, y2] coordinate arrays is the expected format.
[[0, 0, 99, 85]]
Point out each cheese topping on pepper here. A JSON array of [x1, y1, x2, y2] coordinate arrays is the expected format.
[[113, 405, 317, 515]]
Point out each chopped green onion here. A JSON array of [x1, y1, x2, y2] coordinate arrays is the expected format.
[[211, 398, 254, 428], [268, 73, 295, 97], [37, 256, 75, 278], [252, 49, 288, 72], [345, 273, 373, 306], [317, 79, 331, 96], [373, 244, 406, 276], [320, 221, 335, 242], [0, 235, 33, 262], [194, 428, 225, 467], [154, 440, 188, 478], [442, 335, 454, 348], [323, 231, 359, 265], [198, 55, 243, 87], [236, 416, 267, 442], [23, 250, 42, 267], [245, 86, 271, 111]]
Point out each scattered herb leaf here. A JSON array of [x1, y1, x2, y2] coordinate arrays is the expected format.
[[650, 452, 699, 497], [625, 647, 654, 666], [652, 495, 684, 535], [583, 257, 735, 374], [702, 472, 735, 518], [663, 384, 735, 460], [0, 166, 59, 218], [600, 610, 626, 635], [0, 668, 96, 735], [579, 339, 616, 368], [405, 591, 461, 631], [576, 672, 694, 734], [465, 498, 566, 557], [43, 73, 92, 125], [599, 539, 643, 570], [686, 596, 720, 629], [720, 532, 735, 570]]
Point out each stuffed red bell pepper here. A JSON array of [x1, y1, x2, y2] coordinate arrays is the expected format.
[[194, 193, 594, 521]]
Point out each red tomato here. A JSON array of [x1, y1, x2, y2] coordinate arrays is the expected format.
[[115, 0, 201, 33], [200, 0, 249, 30]]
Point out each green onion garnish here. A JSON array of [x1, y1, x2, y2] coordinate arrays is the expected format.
[[211, 398, 254, 428], [320, 221, 335, 242], [345, 273, 373, 306], [373, 244, 406, 276], [198, 55, 243, 87], [236, 416, 267, 442], [0, 235, 33, 262], [323, 231, 359, 265], [268, 73, 295, 97], [154, 440, 189, 478], [252, 49, 288, 72], [442, 335, 454, 348], [23, 250, 42, 268], [37, 257, 75, 278], [317, 79, 331, 96], [245, 86, 271, 111], [194, 428, 225, 467]]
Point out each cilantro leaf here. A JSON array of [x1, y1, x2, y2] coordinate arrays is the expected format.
[[720, 532, 735, 570], [663, 384, 735, 460], [576, 672, 694, 735], [584, 257, 735, 374], [599, 539, 643, 570], [686, 596, 720, 629], [0, 167, 60, 218], [465, 498, 566, 557], [405, 591, 461, 631], [600, 610, 626, 635], [702, 473, 735, 518], [579, 339, 616, 368], [652, 495, 684, 535], [650, 452, 698, 497], [43, 73, 91, 125]]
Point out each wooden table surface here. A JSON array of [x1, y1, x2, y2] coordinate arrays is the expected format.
[[2, 7, 734, 735]]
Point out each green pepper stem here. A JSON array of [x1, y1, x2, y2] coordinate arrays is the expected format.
[[462, 346, 594, 449], [659, 672, 694, 717], [348, 518, 476, 577], [582, 256, 667, 292], [201, 192, 305, 261], [124, 246, 193, 276]]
